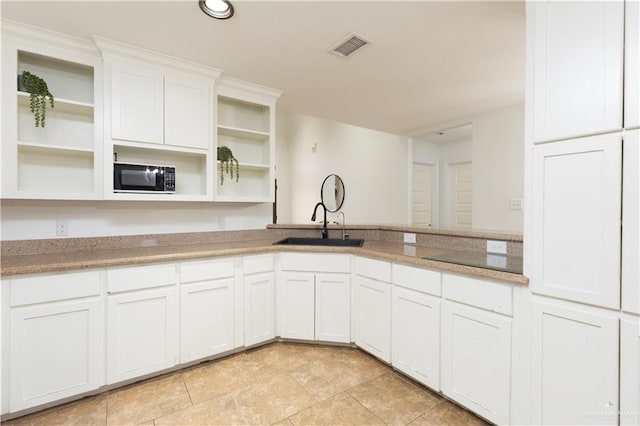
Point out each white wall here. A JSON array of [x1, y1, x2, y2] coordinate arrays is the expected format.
[[472, 103, 524, 231], [277, 110, 409, 225]]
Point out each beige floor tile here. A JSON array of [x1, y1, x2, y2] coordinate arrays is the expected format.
[[289, 392, 384, 426], [231, 373, 314, 425], [106, 374, 191, 426], [182, 354, 255, 404], [4, 394, 107, 426], [348, 372, 441, 425], [290, 348, 389, 401], [154, 393, 247, 425], [240, 343, 312, 377], [271, 418, 294, 425], [410, 400, 490, 426]]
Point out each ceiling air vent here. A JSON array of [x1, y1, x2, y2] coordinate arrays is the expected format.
[[330, 33, 371, 58]]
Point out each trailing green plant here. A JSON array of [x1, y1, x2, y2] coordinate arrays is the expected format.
[[217, 146, 239, 185], [20, 71, 55, 128]]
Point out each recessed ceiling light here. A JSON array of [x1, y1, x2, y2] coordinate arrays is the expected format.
[[199, 0, 234, 19]]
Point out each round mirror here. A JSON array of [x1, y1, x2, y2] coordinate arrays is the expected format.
[[321, 174, 345, 212]]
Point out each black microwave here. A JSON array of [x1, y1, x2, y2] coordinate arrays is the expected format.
[[114, 163, 176, 193]]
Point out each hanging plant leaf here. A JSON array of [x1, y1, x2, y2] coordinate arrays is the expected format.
[[20, 71, 54, 128], [217, 146, 239, 185]]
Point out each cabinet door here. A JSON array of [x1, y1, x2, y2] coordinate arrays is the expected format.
[[165, 74, 211, 150], [623, 130, 640, 314], [621, 318, 640, 426], [278, 272, 315, 340], [626, 0, 640, 129], [316, 273, 350, 343], [10, 299, 103, 411], [531, 300, 619, 425], [110, 62, 164, 144], [107, 286, 178, 384], [530, 1, 623, 142], [244, 272, 275, 347], [354, 275, 391, 363], [392, 286, 440, 390], [441, 300, 511, 425], [532, 135, 622, 308], [180, 278, 234, 363]]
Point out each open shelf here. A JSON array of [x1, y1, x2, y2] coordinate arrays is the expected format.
[[216, 163, 271, 201], [17, 141, 94, 154], [217, 125, 269, 141], [218, 96, 270, 133]]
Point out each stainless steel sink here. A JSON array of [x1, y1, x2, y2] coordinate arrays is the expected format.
[[273, 237, 364, 247]]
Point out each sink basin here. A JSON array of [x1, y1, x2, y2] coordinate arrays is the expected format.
[[274, 237, 364, 247]]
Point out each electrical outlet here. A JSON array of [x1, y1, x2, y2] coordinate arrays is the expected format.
[[56, 220, 69, 236], [509, 198, 523, 210], [487, 240, 507, 254], [404, 233, 417, 244], [217, 216, 226, 230]]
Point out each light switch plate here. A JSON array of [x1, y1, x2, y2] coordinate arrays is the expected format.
[[404, 233, 417, 244], [487, 240, 507, 254]]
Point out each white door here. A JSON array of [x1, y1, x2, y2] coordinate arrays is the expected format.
[[10, 299, 103, 411], [447, 161, 472, 228], [165, 74, 212, 150], [244, 272, 275, 346], [441, 300, 511, 425], [354, 275, 391, 363], [278, 272, 315, 340], [530, 0, 624, 142], [392, 286, 440, 390], [620, 318, 640, 426], [316, 273, 350, 343], [110, 62, 164, 144], [180, 278, 235, 363], [532, 135, 622, 309], [412, 162, 434, 227], [107, 286, 178, 384], [626, 0, 640, 129], [623, 130, 640, 314], [531, 300, 619, 425]]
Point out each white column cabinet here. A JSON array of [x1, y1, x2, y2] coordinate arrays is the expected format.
[[531, 135, 622, 309], [620, 317, 640, 426], [106, 263, 178, 384], [626, 0, 640, 129], [179, 258, 236, 363], [530, 0, 624, 143], [623, 130, 640, 315], [353, 257, 392, 363], [531, 300, 619, 425], [8, 270, 104, 412]]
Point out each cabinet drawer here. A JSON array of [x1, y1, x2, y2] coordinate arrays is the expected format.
[[180, 258, 235, 283], [279, 253, 350, 273], [353, 256, 391, 283], [244, 254, 274, 274], [10, 270, 101, 306], [443, 273, 512, 316], [107, 263, 176, 293], [392, 264, 441, 296]]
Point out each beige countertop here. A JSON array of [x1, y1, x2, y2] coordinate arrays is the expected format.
[[1, 237, 528, 285]]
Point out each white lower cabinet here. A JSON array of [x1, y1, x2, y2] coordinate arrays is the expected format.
[[8, 271, 104, 412], [531, 299, 619, 425], [106, 263, 178, 384], [621, 317, 640, 426], [179, 258, 236, 363], [353, 257, 392, 363], [244, 271, 275, 347], [440, 273, 514, 425], [277, 253, 351, 343]]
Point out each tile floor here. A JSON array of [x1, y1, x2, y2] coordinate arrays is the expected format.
[[3, 343, 490, 426]]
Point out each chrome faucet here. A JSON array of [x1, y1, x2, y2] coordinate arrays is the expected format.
[[338, 211, 349, 240], [311, 202, 329, 239]]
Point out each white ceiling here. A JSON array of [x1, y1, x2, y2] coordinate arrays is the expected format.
[[1, 0, 525, 136]]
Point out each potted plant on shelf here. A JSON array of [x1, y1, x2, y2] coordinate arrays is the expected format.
[[217, 146, 239, 184], [19, 70, 55, 128]]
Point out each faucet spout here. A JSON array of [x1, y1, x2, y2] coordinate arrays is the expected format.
[[311, 202, 329, 239]]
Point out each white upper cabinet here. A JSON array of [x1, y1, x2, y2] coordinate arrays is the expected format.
[[531, 134, 622, 309], [165, 74, 211, 150], [626, 0, 640, 129], [623, 130, 640, 314], [530, 0, 624, 143]]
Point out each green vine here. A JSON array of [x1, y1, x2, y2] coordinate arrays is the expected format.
[[20, 71, 54, 127], [217, 146, 239, 185]]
